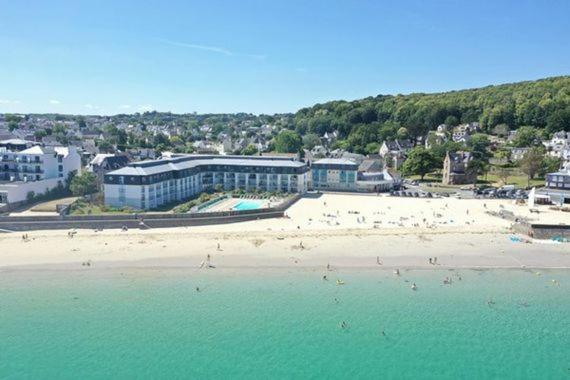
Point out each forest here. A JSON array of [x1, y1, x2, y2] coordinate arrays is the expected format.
[[293, 76, 570, 153]]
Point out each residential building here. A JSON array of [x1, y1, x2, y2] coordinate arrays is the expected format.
[[545, 163, 570, 191], [510, 147, 531, 161], [542, 163, 570, 204], [379, 140, 413, 158], [442, 151, 476, 185], [104, 154, 309, 210], [87, 154, 130, 187], [543, 131, 570, 159], [356, 158, 396, 192], [379, 140, 412, 170], [310, 158, 358, 191], [0, 146, 81, 206]]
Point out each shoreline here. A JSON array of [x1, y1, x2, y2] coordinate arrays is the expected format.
[[1, 229, 569, 271], [2, 194, 570, 272]]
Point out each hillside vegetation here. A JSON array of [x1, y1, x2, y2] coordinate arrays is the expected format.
[[294, 76, 570, 153]]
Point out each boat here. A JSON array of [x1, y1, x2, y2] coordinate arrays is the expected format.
[[411, 283, 417, 290], [336, 279, 345, 285]]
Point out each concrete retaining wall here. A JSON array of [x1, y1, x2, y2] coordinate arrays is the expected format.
[[528, 224, 570, 239], [0, 194, 301, 232]]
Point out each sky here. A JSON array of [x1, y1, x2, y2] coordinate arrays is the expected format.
[[0, 0, 569, 116]]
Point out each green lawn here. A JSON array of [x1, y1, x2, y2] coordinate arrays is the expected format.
[[69, 199, 137, 215]]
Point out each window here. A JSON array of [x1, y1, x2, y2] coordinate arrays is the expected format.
[[58, 165, 63, 172]]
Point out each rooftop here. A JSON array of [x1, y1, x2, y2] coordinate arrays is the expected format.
[[313, 158, 357, 166], [107, 154, 307, 176]]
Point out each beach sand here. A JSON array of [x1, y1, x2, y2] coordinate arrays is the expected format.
[[1, 194, 569, 270]]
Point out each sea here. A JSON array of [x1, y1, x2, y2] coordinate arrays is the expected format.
[[0, 268, 568, 379]]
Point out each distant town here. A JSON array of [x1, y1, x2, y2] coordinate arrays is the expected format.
[[1, 76, 570, 213]]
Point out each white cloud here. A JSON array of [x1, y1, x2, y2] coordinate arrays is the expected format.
[[0, 99, 21, 105], [49, 99, 61, 105], [158, 38, 266, 60], [137, 104, 154, 112], [118, 104, 131, 110], [84, 104, 100, 110], [160, 39, 233, 56]]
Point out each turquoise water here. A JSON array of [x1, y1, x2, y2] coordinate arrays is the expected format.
[[233, 200, 263, 211], [0, 268, 569, 379]]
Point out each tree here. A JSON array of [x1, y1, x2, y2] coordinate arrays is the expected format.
[[493, 124, 510, 138], [496, 166, 512, 185], [53, 124, 66, 135], [519, 147, 546, 185], [467, 159, 487, 183], [274, 130, 302, 153], [511, 126, 538, 147], [401, 147, 437, 180], [8, 121, 19, 132], [96, 139, 114, 153], [70, 172, 98, 196], [365, 142, 380, 155], [242, 144, 258, 156], [444, 115, 459, 126], [396, 127, 409, 139], [541, 156, 562, 177], [467, 134, 491, 162], [302, 133, 321, 150]]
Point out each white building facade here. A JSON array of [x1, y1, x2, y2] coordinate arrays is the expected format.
[[104, 155, 309, 210], [0, 146, 81, 205]]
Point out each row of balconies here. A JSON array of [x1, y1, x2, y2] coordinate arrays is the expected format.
[[0, 167, 44, 174], [0, 157, 43, 164]]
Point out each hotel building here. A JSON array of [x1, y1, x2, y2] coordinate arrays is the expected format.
[[104, 154, 309, 210]]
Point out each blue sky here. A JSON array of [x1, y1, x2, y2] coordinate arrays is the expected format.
[[1, 0, 569, 115]]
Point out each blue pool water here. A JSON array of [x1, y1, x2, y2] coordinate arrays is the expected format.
[[233, 200, 263, 211]]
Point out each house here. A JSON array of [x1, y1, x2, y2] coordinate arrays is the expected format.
[[379, 140, 409, 170], [321, 131, 338, 146], [87, 154, 130, 187], [310, 145, 328, 158], [442, 151, 476, 185], [543, 131, 570, 158], [127, 148, 156, 161], [510, 147, 531, 161], [452, 130, 471, 143], [425, 131, 448, 149], [379, 140, 413, 158]]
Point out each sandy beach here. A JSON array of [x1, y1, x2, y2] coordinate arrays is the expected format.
[[1, 194, 569, 270]]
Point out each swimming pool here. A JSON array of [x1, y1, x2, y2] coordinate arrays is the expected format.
[[233, 200, 264, 211]]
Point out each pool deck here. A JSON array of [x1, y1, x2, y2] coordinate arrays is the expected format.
[[198, 197, 270, 213]]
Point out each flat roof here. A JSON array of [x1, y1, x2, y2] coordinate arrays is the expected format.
[[108, 154, 307, 176], [313, 158, 357, 165]]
